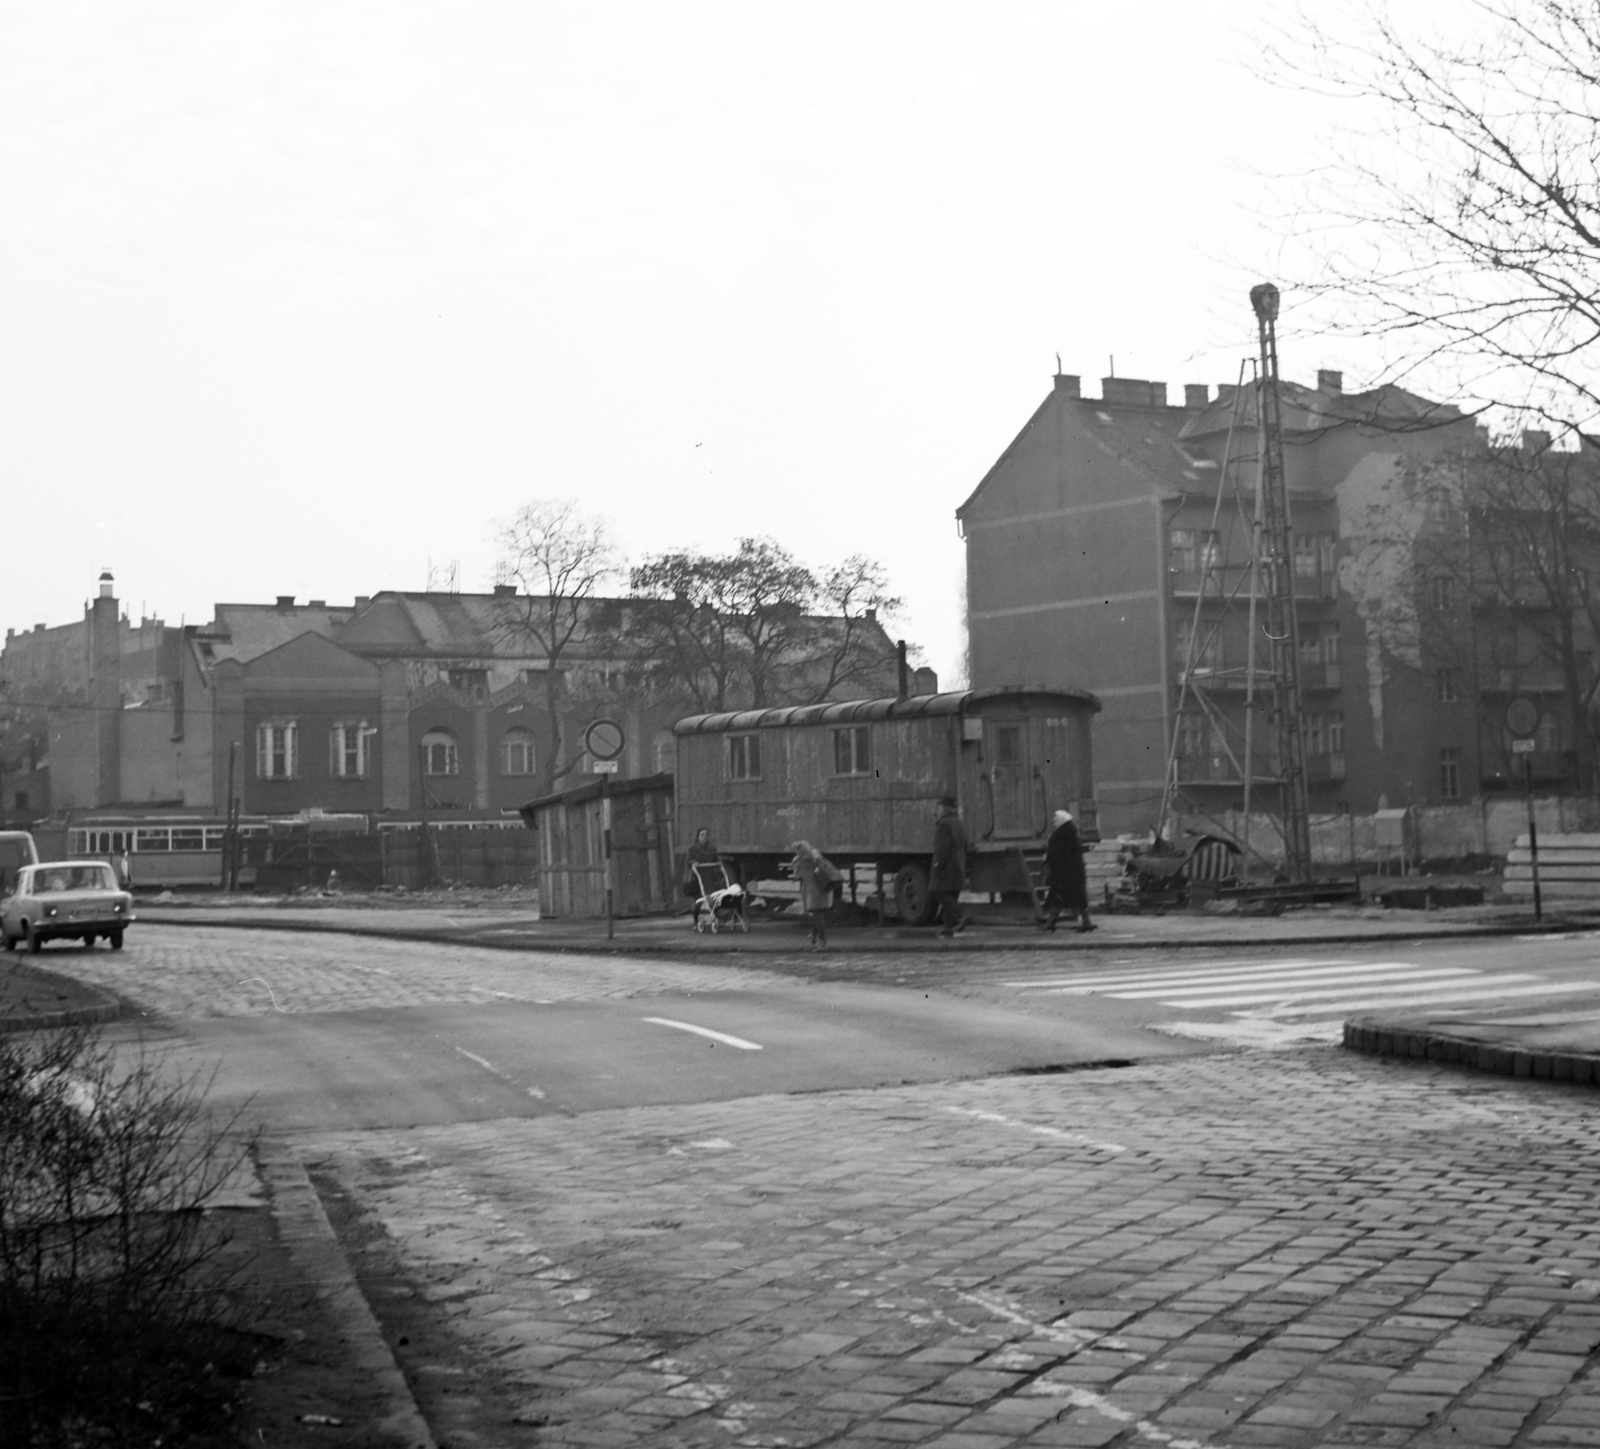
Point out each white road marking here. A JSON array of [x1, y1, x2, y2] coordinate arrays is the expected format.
[[1165, 973, 1546, 1010], [1008, 957, 1364, 988], [1085, 965, 1481, 999], [642, 1017, 763, 1050], [1120, 965, 1504, 997], [943, 1105, 1127, 1154], [1263, 980, 1595, 1018], [452, 1045, 547, 1098]]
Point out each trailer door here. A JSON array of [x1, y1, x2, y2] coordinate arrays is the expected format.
[[990, 721, 1032, 836]]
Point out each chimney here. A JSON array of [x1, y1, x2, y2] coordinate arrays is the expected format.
[[354, 595, 369, 608], [864, 606, 877, 623], [897, 640, 909, 700], [912, 665, 939, 696], [1317, 369, 1343, 394], [275, 595, 295, 611], [492, 584, 515, 598], [1053, 373, 1081, 399], [1101, 377, 1167, 407], [1216, 383, 1236, 403], [98, 569, 114, 599], [1184, 383, 1210, 408], [308, 599, 326, 609]]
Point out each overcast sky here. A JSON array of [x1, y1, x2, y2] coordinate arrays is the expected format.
[[0, 0, 1467, 688]]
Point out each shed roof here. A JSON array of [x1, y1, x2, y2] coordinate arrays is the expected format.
[[518, 771, 676, 822], [672, 686, 1100, 735]]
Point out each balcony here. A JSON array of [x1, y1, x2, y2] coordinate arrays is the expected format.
[[1299, 662, 1343, 690]]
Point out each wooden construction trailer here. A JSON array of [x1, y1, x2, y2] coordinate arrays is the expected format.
[[673, 687, 1100, 925]]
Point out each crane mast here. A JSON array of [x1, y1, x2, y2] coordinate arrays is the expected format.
[[1250, 283, 1313, 882]]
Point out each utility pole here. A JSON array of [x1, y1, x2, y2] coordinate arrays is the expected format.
[[1250, 282, 1313, 882]]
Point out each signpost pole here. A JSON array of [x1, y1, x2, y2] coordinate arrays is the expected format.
[[602, 770, 614, 940], [1524, 753, 1542, 922], [583, 718, 626, 941]]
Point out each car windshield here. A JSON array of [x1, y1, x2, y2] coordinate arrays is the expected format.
[[32, 866, 116, 893]]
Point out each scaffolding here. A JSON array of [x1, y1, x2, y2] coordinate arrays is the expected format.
[[1155, 283, 1314, 882]]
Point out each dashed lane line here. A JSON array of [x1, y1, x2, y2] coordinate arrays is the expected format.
[[642, 1017, 764, 1050]]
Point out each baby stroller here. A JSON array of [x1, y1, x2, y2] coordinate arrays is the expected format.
[[691, 860, 749, 933]]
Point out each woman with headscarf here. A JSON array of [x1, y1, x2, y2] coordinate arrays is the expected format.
[[1041, 808, 1094, 933], [789, 840, 841, 950]]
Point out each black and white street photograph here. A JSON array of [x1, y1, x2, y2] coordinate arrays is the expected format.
[[6, 3, 1600, 1446]]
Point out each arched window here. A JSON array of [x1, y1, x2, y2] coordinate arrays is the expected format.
[[501, 729, 536, 777], [421, 729, 459, 776]]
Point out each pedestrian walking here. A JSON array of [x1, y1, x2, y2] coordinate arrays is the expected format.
[[930, 795, 969, 938], [682, 826, 721, 926], [789, 840, 841, 950], [1041, 808, 1095, 933]]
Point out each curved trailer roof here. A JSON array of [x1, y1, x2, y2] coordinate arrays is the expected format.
[[672, 686, 1101, 735]]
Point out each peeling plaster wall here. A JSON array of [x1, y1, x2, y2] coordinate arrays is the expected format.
[[1333, 450, 1422, 755]]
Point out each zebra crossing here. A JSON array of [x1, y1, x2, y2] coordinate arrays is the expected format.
[[1007, 955, 1595, 1024]]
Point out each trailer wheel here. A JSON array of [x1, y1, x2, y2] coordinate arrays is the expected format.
[[893, 863, 936, 926]]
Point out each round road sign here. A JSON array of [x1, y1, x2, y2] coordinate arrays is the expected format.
[[584, 717, 626, 761], [1505, 697, 1541, 739]]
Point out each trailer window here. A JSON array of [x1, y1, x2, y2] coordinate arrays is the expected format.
[[727, 733, 762, 780], [833, 726, 871, 776], [995, 724, 1023, 766]]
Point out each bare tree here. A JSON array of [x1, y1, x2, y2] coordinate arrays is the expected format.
[[1352, 438, 1600, 791], [1275, 0, 1600, 433], [805, 555, 904, 704], [630, 541, 901, 710], [493, 499, 620, 794]]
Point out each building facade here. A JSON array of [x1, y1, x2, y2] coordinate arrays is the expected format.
[[958, 369, 1482, 837], [0, 576, 901, 831]]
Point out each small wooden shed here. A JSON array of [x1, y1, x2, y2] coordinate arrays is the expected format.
[[519, 773, 677, 918]]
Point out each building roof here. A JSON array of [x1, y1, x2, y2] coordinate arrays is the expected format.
[[672, 686, 1101, 735], [197, 602, 356, 667], [956, 380, 1201, 521], [1179, 380, 1463, 443]]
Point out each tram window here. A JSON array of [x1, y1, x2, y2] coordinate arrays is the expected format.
[[171, 828, 204, 852], [135, 828, 170, 852], [204, 828, 226, 850]]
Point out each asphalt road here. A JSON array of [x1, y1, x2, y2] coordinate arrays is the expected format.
[[70, 921, 1600, 1130], [133, 982, 1200, 1131]]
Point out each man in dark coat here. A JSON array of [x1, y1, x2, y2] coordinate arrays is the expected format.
[[930, 795, 969, 937], [1042, 808, 1094, 932]]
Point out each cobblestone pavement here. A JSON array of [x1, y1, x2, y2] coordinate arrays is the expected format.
[[303, 1048, 1600, 1449], [42, 925, 804, 1019]]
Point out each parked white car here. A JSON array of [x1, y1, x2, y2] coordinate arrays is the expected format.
[[1, 861, 135, 953]]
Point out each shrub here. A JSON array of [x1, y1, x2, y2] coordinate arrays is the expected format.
[[0, 1024, 261, 1446]]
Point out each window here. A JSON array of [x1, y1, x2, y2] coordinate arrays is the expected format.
[[13, 790, 28, 811], [1168, 528, 1219, 576], [330, 721, 374, 779], [1174, 617, 1220, 673], [421, 729, 459, 776], [1294, 533, 1319, 578], [448, 668, 489, 693], [501, 728, 536, 776], [1429, 576, 1454, 610], [727, 733, 761, 780], [1439, 747, 1461, 800], [257, 720, 298, 779], [995, 724, 1023, 766], [1327, 710, 1344, 753], [1536, 713, 1561, 753], [1304, 714, 1325, 755], [1436, 668, 1461, 704], [1175, 714, 1206, 757], [1322, 622, 1341, 663], [833, 725, 871, 775]]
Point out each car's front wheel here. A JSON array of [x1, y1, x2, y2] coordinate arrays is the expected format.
[[109, 929, 124, 951]]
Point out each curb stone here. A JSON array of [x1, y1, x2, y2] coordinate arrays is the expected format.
[[1343, 1017, 1600, 1086], [136, 907, 1598, 956], [255, 1139, 436, 1449]]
